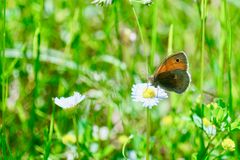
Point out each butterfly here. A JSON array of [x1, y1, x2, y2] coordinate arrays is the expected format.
[[149, 51, 191, 94]]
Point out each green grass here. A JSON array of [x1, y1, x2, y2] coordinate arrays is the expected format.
[[223, 0, 233, 118], [1, 0, 240, 159], [199, 0, 207, 158], [0, 0, 11, 158]]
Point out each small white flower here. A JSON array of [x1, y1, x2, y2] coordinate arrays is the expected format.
[[54, 92, 85, 109], [131, 83, 168, 108], [92, 0, 112, 6], [129, 32, 137, 42], [64, 146, 78, 160], [202, 118, 216, 136], [122, 28, 137, 43], [192, 114, 217, 137], [204, 125, 216, 136], [99, 126, 109, 140]]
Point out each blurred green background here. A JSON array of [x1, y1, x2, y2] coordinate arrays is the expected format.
[[1, 0, 240, 159]]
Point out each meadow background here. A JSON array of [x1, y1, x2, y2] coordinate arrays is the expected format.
[[1, 0, 240, 159]]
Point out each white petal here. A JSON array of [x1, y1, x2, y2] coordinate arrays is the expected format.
[[131, 83, 167, 108], [204, 125, 216, 136], [192, 114, 202, 128], [54, 92, 85, 109], [156, 87, 168, 99]]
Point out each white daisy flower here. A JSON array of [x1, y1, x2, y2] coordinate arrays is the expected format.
[[54, 92, 85, 109], [131, 83, 168, 108]]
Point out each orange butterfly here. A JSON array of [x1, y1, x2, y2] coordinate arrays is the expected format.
[[149, 51, 191, 94]]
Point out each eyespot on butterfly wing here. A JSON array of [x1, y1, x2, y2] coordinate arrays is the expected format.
[[150, 51, 191, 94]]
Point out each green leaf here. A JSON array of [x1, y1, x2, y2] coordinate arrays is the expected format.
[[231, 119, 240, 131]]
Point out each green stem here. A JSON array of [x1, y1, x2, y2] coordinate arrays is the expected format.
[[150, 0, 159, 71], [201, 134, 217, 158], [131, 5, 145, 49], [48, 104, 55, 142], [29, 27, 41, 138], [29, 0, 43, 147], [167, 24, 174, 56], [200, 0, 207, 101], [199, 0, 207, 158], [122, 135, 134, 159], [223, 0, 233, 118], [44, 104, 56, 160], [73, 113, 81, 158], [1, 0, 12, 157], [207, 133, 230, 157], [218, 1, 225, 96], [130, 2, 148, 77], [146, 108, 151, 160], [1, 0, 6, 127], [114, 1, 123, 60]]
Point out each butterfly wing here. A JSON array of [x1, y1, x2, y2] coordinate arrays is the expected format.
[[154, 51, 188, 75], [151, 52, 190, 94], [153, 70, 190, 93]]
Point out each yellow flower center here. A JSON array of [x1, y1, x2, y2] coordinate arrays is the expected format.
[[202, 118, 211, 127], [222, 138, 235, 151], [142, 88, 156, 98]]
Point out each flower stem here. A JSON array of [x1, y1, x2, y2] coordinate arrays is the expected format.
[[167, 24, 174, 56], [130, 1, 148, 77], [150, 0, 159, 71], [73, 113, 81, 158], [114, 1, 123, 60], [200, 0, 207, 101], [223, 0, 233, 118], [198, 0, 207, 158], [0, 0, 8, 157], [44, 104, 55, 160], [29, 0, 43, 146], [146, 108, 151, 160]]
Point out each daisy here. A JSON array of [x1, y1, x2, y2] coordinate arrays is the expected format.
[[131, 83, 168, 108], [54, 92, 85, 109]]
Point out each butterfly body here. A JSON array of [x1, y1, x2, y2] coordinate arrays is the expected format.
[[150, 52, 190, 94]]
